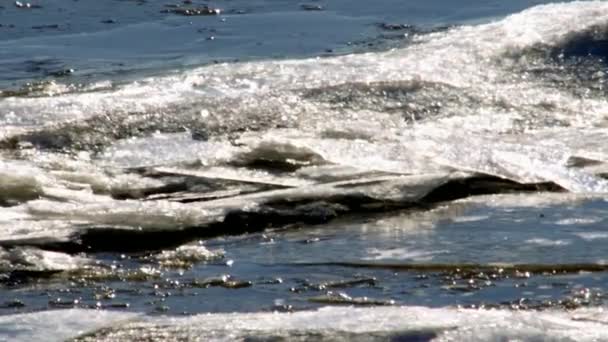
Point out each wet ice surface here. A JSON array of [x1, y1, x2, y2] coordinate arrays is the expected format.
[[5, 300, 608, 341], [3, 0, 608, 340]]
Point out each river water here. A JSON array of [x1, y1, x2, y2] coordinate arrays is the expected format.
[[1, 1, 608, 341]]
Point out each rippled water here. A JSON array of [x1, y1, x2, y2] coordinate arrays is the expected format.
[[2, 0, 608, 341]]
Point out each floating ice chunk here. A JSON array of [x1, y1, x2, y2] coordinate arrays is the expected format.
[[154, 244, 224, 267], [0, 247, 95, 273]]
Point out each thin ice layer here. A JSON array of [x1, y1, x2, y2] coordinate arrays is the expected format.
[[0, 171, 457, 249]]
